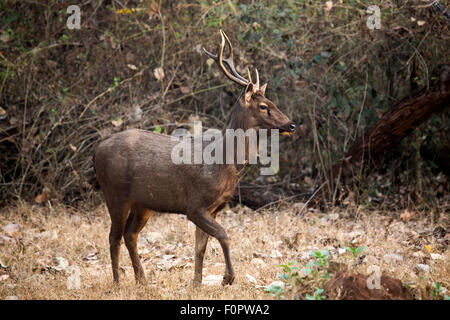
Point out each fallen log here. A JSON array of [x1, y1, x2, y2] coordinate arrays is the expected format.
[[321, 64, 450, 204]]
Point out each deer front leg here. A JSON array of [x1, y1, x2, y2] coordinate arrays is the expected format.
[[188, 210, 235, 286]]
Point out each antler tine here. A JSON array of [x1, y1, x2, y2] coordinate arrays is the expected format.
[[247, 68, 252, 83], [220, 31, 250, 84], [203, 30, 249, 87], [255, 68, 260, 90]]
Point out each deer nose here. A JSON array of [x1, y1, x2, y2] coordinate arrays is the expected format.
[[289, 123, 296, 132]]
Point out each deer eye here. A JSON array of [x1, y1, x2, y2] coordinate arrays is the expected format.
[[259, 104, 267, 110]]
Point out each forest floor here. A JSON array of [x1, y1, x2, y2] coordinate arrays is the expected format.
[[0, 202, 448, 300]]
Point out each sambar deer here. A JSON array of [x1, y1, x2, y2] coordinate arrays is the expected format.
[[94, 30, 295, 286]]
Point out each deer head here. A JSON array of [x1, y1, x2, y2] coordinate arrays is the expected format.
[[204, 30, 296, 135]]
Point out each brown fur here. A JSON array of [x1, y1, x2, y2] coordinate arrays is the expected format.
[[95, 82, 294, 286]]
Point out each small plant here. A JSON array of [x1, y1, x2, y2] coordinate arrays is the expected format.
[[433, 282, 442, 300], [264, 282, 284, 300], [310, 249, 329, 268], [345, 246, 366, 259], [305, 287, 326, 300], [153, 125, 162, 133], [266, 250, 334, 299]]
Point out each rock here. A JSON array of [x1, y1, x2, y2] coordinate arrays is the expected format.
[[366, 255, 380, 265], [430, 253, 444, 260], [129, 107, 142, 122], [2, 223, 19, 235], [66, 266, 81, 290], [270, 250, 282, 258], [416, 264, 430, 273], [53, 256, 69, 272], [338, 248, 346, 255], [383, 253, 403, 264]]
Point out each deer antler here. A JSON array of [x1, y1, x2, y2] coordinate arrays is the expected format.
[[204, 30, 260, 90]]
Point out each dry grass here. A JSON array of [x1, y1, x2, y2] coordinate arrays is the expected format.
[[0, 202, 448, 300]]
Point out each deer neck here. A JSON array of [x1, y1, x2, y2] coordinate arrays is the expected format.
[[222, 98, 256, 173]]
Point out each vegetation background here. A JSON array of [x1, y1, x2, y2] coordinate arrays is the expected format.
[[0, 0, 448, 300]]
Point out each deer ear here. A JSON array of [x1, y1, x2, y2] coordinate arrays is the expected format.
[[245, 83, 254, 104], [260, 83, 267, 95]]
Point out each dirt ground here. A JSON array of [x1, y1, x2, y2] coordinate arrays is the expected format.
[[0, 202, 448, 300]]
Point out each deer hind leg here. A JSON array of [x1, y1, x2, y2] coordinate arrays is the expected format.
[[105, 198, 132, 284], [124, 203, 152, 284], [188, 210, 234, 286]]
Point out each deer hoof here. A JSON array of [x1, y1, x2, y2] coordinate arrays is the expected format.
[[222, 273, 235, 286], [135, 277, 147, 286], [192, 279, 202, 288]]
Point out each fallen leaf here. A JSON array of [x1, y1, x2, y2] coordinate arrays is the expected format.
[[246, 274, 257, 285], [147, 1, 159, 15], [127, 64, 137, 70], [325, 1, 333, 15], [153, 67, 165, 81], [417, 20, 426, 26], [111, 118, 123, 127], [0, 106, 6, 120], [180, 86, 191, 94], [69, 144, 77, 152], [35, 188, 51, 203], [295, 80, 307, 87], [0, 34, 10, 43], [400, 209, 415, 221], [0, 274, 9, 281], [252, 22, 261, 30], [206, 58, 214, 68], [250, 258, 266, 266]]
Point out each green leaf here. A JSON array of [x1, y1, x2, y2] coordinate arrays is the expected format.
[[153, 125, 162, 133], [313, 54, 321, 64], [356, 246, 366, 254], [320, 51, 332, 58]]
